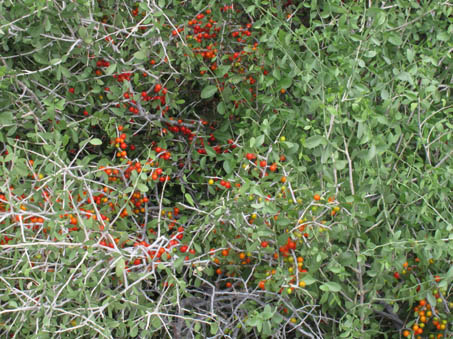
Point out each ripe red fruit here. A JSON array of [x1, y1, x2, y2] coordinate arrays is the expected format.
[[180, 245, 188, 253], [69, 88, 75, 94], [246, 153, 255, 161], [258, 280, 266, 290], [261, 241, 268, 248], [154, 84, 162, 93], [393, 272, 400, 279], [259, 160, 267, 167], [133, 258, 141, 265]]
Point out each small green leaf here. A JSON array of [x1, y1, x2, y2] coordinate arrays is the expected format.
[[78, 27, 88, 39], [0, 112, 13, 124], [105, 64, 116, 75], [204, 145, 216, 157], [304, 135, 325, 148], [116, 258, 125, 277], [134, 50, 147, 60], [334, 160, 347, 170], [223, 159, 234, 174], [255, 135, 265, 147], [301, 274, 317, 285], [89, 138, 102, 145], [185, 193, 194, 206], [364, 50, 377, 58], [320, 282, 341, 292], [210, 322, 218, 335], [366, 144, 376, 161], [201, 85, 217, 99], [388, 34, 402, 46], [217, 102, 226, 115], [137, 183, 148, 193]]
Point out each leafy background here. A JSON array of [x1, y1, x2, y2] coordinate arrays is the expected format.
[[0, 0, 452, 338]]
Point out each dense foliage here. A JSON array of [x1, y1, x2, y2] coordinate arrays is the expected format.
[[0, 0, 452, 338]]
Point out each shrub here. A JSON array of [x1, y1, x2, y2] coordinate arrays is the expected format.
[[0, 0, 452, 338]]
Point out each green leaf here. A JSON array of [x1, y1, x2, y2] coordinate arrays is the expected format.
[[134, 50, 147, 60], [364, 50, 377, 58], [320, 282, 341, 292], [396, 72, 413, 85], [89, 138, 102, 145], [116, 258, 125, 277], [278, 77, 292, 89], [255, 135, 265, 147], [304, 135, 325, 148], [217, 102, 226, 115], [365, 144, 376, 161], [210, 322, 218, 335], [0, 112, 13, 124], [388, 34, 402, 46], [201, 85, 217, 99], [78, 26, 88, 39], [334, 160, 347, 170], [185, 193, 194, 206], [301, 274, 317, 285], [437, 31, 449, 42], [407, 49, 415, 63], [223, 159, 234, 174], [105, 64, 116, 75], [137, 183, 148, 193], [204, 145, 216, 157]]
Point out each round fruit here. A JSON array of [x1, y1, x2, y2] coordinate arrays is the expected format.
[[246, 153, 255, 161]]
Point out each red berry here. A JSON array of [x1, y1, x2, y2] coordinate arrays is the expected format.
[[154, 84, 162, 93], [69, 88, 75, 94], [261, 241, 268, 248], [246, 153, 255, 161], [259, 160, 267, 167]]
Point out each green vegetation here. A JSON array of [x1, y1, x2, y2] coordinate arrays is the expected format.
[[0, 0, 452, 338]]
